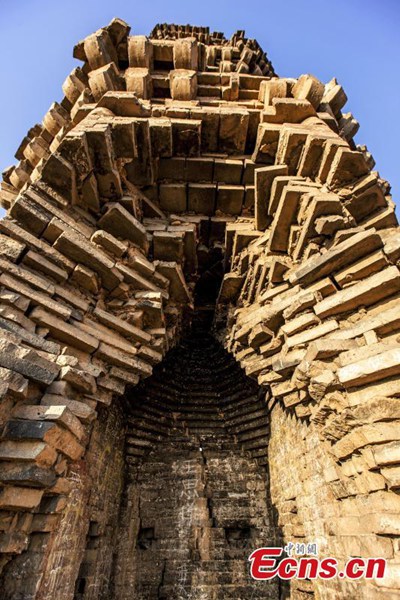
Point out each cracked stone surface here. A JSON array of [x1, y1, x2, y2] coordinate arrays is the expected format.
[[0, 17, 399, 600]]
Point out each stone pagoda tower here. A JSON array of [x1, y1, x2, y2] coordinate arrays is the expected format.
[[0, 18, 398, 599]]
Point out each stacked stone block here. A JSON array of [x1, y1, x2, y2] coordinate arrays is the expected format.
[[0, 16, 398, 599]]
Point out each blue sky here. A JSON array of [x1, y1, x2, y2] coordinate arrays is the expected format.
[[0, 0, 399, 212]]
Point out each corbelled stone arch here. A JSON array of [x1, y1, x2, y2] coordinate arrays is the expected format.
[[216, 114, 400, 599], [0, 16, 398, 600]]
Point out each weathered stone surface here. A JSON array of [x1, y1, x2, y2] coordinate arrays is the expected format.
[[269, 185, 306, 253], [116, 263, 163, 294], [332, 423, 400, 459], [159, 183, 187, 212], [96, 342, 152, 376], [373, 441, 400, 466], [30, 307, 99, 353], [263, 97, 315, 124], [0, 440, 57, 467], [3, 420, 84, 460], [125, 67, 152, 99], [0, 18, 398, 600], [0, 462, 56, 488], [0, 339, 59, 385], [153, 230, 184, 262], [54, 230, 122, 290], [128, 35, 153, 68], [292, 74, 324, 109], [322, 78, 348, 116], [0, 233, 25, 262], [217, 273, 244, 303], [286, 319, 338, 348], [12, 405, 85, 440], [0, 486, 43, 510], [84, 29, 118, 70], [290, 229, 383, 285], [281, 312, 319, 336], [173, 37, 198, 70], [338, 348, 400, 387], [252, 122, 281, 163], [93, 306, 151, 344], [88, 63, 123, 101], [91, 229, 128, 258], [170, 69, 197, 100], [314, 266, 400, 318], [41, 395, 96, 423], [335, 250, 388, 287], [98, 203, 148, 250], [0, 315, 60, 354], [155, 261, 191, 303], [255, 164, 287, 230], [326, 147, 369, 189]]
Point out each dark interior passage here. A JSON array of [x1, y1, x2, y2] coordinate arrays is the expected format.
[[111, 320, 279, 599]]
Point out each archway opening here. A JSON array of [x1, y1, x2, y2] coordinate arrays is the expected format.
[[73, 315, 279, 599]]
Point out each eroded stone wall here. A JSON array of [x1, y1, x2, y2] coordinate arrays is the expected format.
[[0, 16, 399, 599], [124, 433, 274, 600], [112, 329, 277, 600]]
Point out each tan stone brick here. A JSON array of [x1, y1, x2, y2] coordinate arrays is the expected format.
[[0, 440, 57, 467], [0, 486, 43, 510], [12, 405, 85, 441], [315, 266, 400, 318], [292, 74, 324, 109], [290, 229, 383, 286], [286, 320, 339, 348]]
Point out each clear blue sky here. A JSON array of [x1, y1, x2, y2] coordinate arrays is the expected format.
[[1, 0, 399, 213]]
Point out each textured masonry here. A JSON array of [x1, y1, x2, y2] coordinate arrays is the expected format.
[[0, 17, 399, 599]]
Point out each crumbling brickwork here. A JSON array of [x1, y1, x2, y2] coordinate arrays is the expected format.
[[110, 331, 276, 600], [0, 17, 399, 599]]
